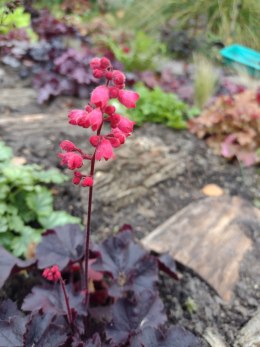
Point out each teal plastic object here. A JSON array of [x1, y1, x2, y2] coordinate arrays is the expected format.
[[220, 44, 260, 77]]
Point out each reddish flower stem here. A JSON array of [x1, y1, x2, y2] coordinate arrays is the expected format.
[[83, 123, 103, 307], [60, 278, 73, 328]]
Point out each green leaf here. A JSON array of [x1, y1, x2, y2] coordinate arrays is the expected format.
[[7, 214, 24, 233], [33, 168, 67, 184], [39, 211, 81, 229], [26, 187, 53, 217], [0, 142, 13, 162], [130, 83, 189, 129], [0, 185, 10, 199], [0, 231, 13, 250], [0, 203, 7, 215], [0, 217, 8, 233], [2, 165, 34, 186], [11, 226, 42, 257]]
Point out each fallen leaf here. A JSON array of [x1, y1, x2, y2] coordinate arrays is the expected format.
[[202, 184, 224, 197]]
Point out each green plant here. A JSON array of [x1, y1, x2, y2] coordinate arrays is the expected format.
[[102, 31, 166, 72], [0, 141, 80, 256], [115, 83, 198, 129], [0, 5, 30, 34], [193, 54, 219, 109], [121, 0, 260, 50]]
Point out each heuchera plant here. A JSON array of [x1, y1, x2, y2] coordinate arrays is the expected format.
[[189, 89, 260, 166], [0, 58, 203, 347]]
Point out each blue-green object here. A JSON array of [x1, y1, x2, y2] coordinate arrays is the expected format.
[[220, 44, 260, 77]]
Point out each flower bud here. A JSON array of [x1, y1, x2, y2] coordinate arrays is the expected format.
[[89, 135, 100, 147], [109, 86, 119, 99], [90, 57, 101, 70], [100, 57, 111, 69], [60, 140, 76, 152], [93, 69, 104, 78], [105, 71, 113, 80], [72, 176, 81, 185], [104, 105, 116, 115], [81, 176, 94, 187], [112, 70, 126, 85]]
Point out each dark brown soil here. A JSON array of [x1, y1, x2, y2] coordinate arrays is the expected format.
[[0, 64, 260, 345]]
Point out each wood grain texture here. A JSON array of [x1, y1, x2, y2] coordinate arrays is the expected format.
[[142, 196, 257, 301]]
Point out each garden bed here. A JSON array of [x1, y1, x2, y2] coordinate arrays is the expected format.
[[0, 63, 260, 345]]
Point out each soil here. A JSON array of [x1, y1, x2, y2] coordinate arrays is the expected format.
[[0, 63, 260, 345]]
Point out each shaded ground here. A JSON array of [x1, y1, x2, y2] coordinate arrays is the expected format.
[[0, 64, 260, 344]]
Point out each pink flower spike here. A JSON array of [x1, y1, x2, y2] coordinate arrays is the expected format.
[[81, 176, 94, 187], [118, 89, 140, 108], [117, 115, 135, 134], [68, 109, 88, 125], [95, 138, 115, 161], [60, 140, 77, 152], [91, 86, 109, 108], [88, 108, 103, 131]]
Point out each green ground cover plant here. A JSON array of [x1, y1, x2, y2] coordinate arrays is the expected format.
[[102, 31, 166, 72], [118, 83, 198, 129], [0, 141, 80, 257]]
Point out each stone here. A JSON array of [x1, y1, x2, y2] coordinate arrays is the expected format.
[[141, 196, 258, 301], [234, 309, 260, 347]]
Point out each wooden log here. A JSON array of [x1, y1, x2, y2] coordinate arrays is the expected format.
[[141, 196, 257, 301]]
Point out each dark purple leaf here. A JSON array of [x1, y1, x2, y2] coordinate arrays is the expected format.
[[0, 317, 26, 347], [36, 224, 84, 270], [24, 312, 68, 347], [72, 333, 101, 347], [93, 230, 157, 297], [0, 300, 22, 320], [130, 326, 203, 347], [157, 253, 179, 280], [22, 284, 85, 317], [105, 291, 167, 345], [0, 246, 35, 288], [0, 301, 27, 347], [32, 10, 75, 40]]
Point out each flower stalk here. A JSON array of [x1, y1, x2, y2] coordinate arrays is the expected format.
[[54, 57, 139, 309]]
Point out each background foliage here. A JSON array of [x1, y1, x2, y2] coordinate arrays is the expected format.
[[0, 142, 80, 257]]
